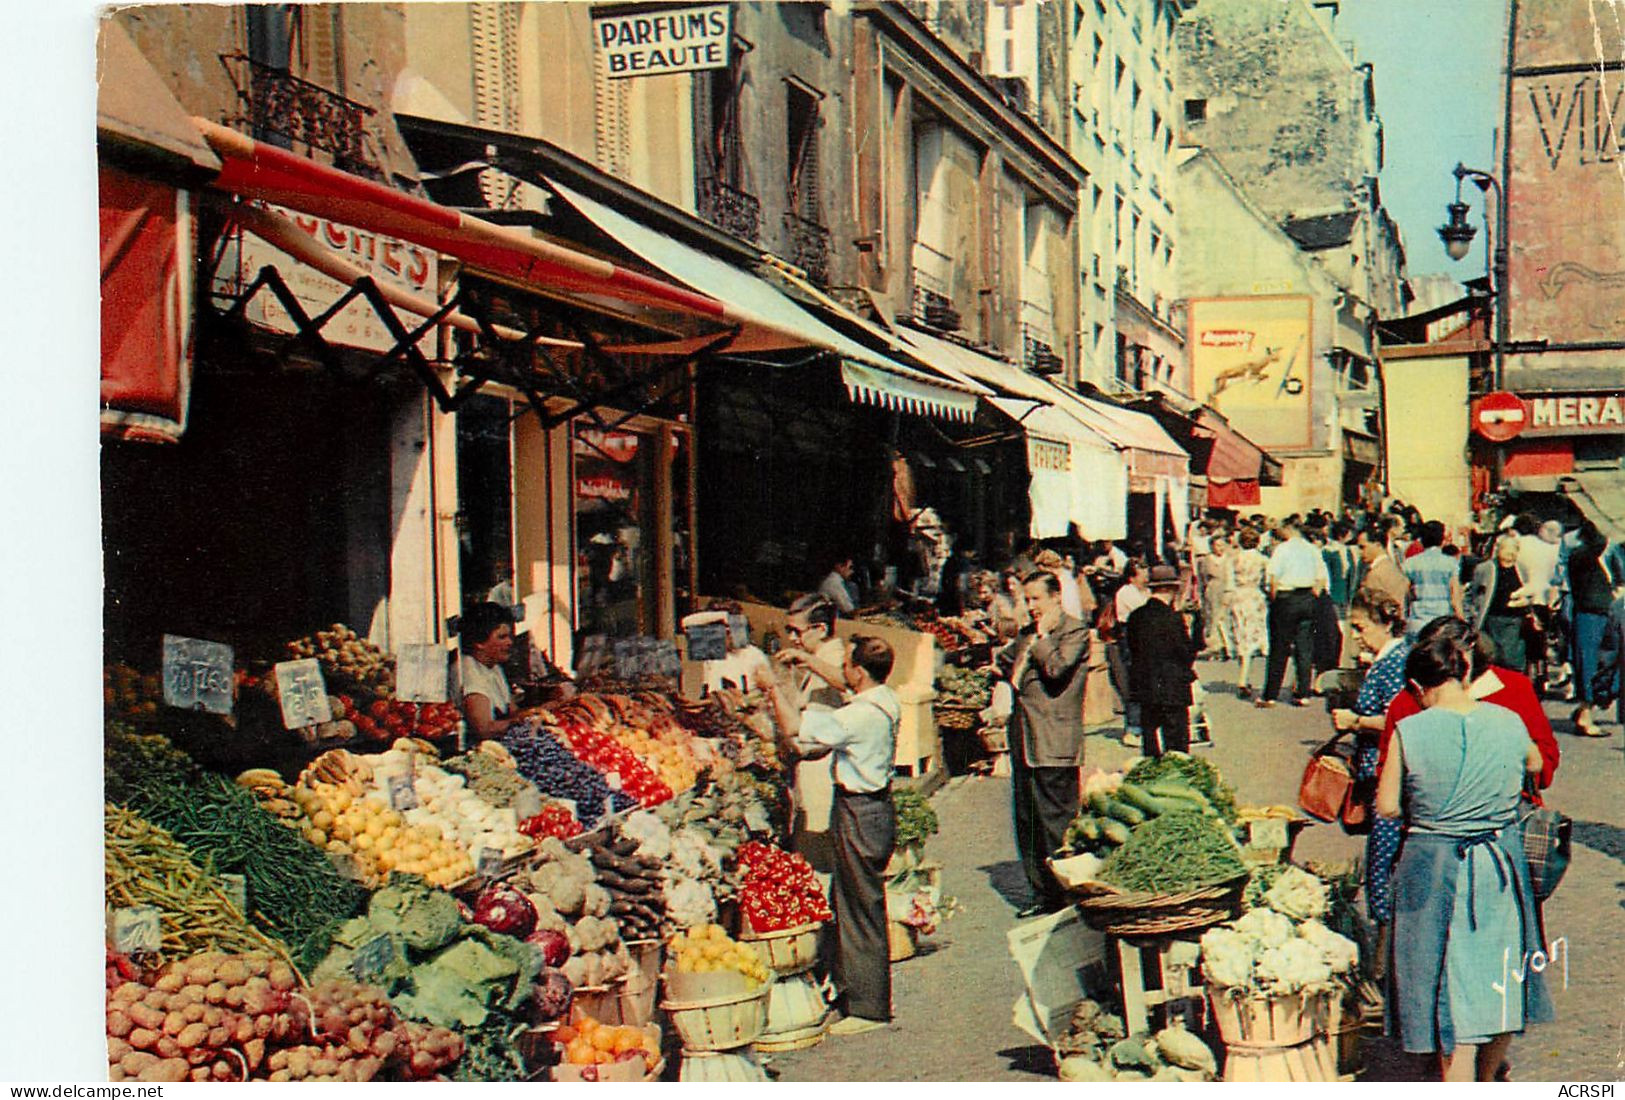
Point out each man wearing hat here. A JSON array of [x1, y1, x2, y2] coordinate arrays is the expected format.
[[1124, 565, 1198, 756]]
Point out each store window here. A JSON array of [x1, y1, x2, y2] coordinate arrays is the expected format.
[[455, 394, 516, 609], [573, 422, 691, 641]]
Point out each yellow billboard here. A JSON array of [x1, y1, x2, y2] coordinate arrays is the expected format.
[[1188, 295, 1314, 451]]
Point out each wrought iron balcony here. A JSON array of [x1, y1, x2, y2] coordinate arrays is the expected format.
[[221, 53, 380, 178], [781, 211, 831, 285], [1024, 325, 1064, 375], [697, 175, 761, 244]]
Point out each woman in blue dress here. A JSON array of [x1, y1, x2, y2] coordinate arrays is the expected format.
[[1377, 628, 1554, 1081], [1331, 593, 1410, 927]]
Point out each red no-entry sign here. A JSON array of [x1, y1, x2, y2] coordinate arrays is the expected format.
[[1471, 391, 1529, 442]]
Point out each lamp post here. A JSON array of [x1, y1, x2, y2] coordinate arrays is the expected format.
[[1436, 162, 1508, 391]]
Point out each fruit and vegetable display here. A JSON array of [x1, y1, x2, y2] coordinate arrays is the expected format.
[[552, 1013, 661, 1077], [668, 923, 770, 985], [286, 750, 477, 890], [442, 744, 546, 811], [105, 664, 162, 721], [1199, 869, 1359, 998], [105, 949, 464, 1082], [285, 624, 395, 698], [892, 787, 941, 853], [935, 664, 994, 710], [519, 804, 584, 841], [107, 730, 368, 954], [1123, 753, 1239, 823], [1062, 755, 1240, 863], [675, 687, 782, 771], [501, 725, 637, 828], [363, 743, 533, 862], [350, 699, 461, 743], [1052, 1002, 1218, 1083], [736, 841, 832, 933], [105, 804, 297, 968], [510, 838, 635, 989], [538, 693, 702, 803], [1097, 812, 1249, 893], [575, 828, 670, 942]]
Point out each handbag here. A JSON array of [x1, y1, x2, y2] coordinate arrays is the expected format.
[[1299, 729, 1355, 822], [1519, 775, 1572, 902]]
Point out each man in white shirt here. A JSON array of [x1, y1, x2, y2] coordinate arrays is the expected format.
[[764, 636, 900, 1036], [1260, 517, 1330, 707], [1519, 520, 1564, 605], [817, 555, 859, 615], [1106, 561, 1151, 744]]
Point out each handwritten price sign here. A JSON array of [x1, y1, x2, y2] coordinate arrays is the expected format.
[[161, 635, 235, 716], [274, 658, 332, 729]]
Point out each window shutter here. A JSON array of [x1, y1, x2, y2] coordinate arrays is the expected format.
[[471, 3, 522, 207]]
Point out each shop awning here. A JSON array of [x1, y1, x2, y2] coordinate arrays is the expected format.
[[1510, 471, 1625, 543], [98, 24, 220, 174], [192, 119, 733, 326], [545, 178, 981, 422], [1194, 407, 1282, 485]]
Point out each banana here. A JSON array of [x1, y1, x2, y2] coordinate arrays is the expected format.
[[235, 768, 284, 788]]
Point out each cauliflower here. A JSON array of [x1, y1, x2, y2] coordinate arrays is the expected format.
[[581, 883, 612, 919], [1256, 938, 1332, 994], [1199, 927, 1257, 990], [571, 914, 620, 954], [1232, 906, 1296, 950], [1263, 867, 1329, 921], [622, 811, 673, 861], [1297, 920, 1359, 975], [664, 875, 717, 928]]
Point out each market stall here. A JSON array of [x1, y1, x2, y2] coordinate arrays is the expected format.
[[105, 630, 924, 1081], [1010, 752, 1367, 1084]]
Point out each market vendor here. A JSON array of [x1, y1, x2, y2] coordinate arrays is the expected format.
[[459, 601, 523, 740], [762, 636, 899, 1037]]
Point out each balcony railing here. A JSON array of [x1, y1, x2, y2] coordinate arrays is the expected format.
[[781, 211, 831, 285], [697, 175, 761, 244], [910, 279, 963, 332], [221, 53, 380, 178]]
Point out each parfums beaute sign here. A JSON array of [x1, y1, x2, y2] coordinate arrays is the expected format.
[[593, 5, 733, 79]]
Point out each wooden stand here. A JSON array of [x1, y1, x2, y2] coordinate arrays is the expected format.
[[1112, 934, 1208, 1038], [1221, 1039, 1334, 1083]]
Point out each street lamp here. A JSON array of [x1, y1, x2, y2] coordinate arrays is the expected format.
[[1437, 162, 1507, 390]]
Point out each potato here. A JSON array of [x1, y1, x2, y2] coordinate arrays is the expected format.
[[233, 1016, 255, 1044], [268, 963, 297, 992], [267, 1050, 290, 1072], [126, 1002, 163, 1032], [127, 1028, 158, 1052], [140, 992, 169, 1014], [154, 1036, 180, 1060], [207, 1026, 230, 1049], [153, 973, 184, 994], [138, 1057, 189, 1082], [107, 1038, 132, 1064], [182, 1003, 206, 1024], [176, 1022, 209, 1050], [312, 1058, 339, 1077], [204, 981, 228, 1005], [225, 987, 246, 1009], [119, 1052, 158, 1075], [202, 1006, 224, 1028], [161, 1011, 187, 1037], [243, 1038, 266, 1070], [211, 1059, 236, 1082], [107, 1067, 126, 1083], [268, 1070, 291, 1083], [217, 959, 248, 985], [106, 1010, 133, 1038], [188, 1068, 209, 1082]]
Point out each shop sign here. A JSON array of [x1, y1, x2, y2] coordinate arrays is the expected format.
[[593, 4, 732, 79], [1188, 296, 1316, 451], [396, 643, 450, 704], [233, 204, 437, 354], [161, 634, 235, 716], [1471, 391, 1530, 442], [1246, 818, 1290, 851], [476, 847, 505, 879], [575, 428, 642, 463], [111, 905, 163, 955], [274, 658, 332, 729], [578, 475, 633, 503], [1525, 391, 1625, 435]]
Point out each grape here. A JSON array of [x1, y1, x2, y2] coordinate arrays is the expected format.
[[500, 726, 635, 827]]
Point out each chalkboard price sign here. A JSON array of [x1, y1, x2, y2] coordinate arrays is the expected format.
[[396, 644, 450, 703], [274, 658, 332, 729], [161, 635, 235, 715], [477, 847, 505, 878], [387, 772, 420, 811], [685, 622, 728, 662], [727, 613, 751, 648]]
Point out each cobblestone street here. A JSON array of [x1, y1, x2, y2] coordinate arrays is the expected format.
[[769, 660, 1625, 1083]]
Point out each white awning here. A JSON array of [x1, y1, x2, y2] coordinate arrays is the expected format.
[[546, 178, 982, 422]]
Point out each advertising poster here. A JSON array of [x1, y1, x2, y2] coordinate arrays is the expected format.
[[1188, 296, 1315, 451]]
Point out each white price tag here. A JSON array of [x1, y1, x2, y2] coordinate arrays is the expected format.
[[1247, 818, 1290, 850], [387, 772, 420, 811], [161, 635, 235, 716], [477, 847, 504, 878], [274, 658, 332, 729], [111, 906, 163, 954]]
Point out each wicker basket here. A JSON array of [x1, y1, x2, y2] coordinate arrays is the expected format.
[[887, 920, 919, 962], [738, 922, 822, 976], [977, 725, 1009, 754], [933, 704, 982, 731], [1069, 873, 1249, 937], [661, 985, 770, 1052]]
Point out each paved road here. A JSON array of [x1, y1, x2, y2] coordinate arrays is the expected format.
[[767, 660, 1625, 1082]]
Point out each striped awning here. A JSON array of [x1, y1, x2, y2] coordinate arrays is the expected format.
[[840, 360, 978, 422]]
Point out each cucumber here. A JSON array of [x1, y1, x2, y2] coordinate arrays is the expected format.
[[1104, 799, 1147, 826], [1100, 820, 1132, 846], [1088, 791, 1115, 817], [1113, 782, 1164, 817], [1076, 816, 1103, 842]]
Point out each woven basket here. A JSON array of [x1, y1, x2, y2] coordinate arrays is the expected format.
[[661, 985, 770, 1052], [887, 920, 919, 961], [1209, 986, 1336, 1050], [933, 704, 982, 731], [1069, 873, 1249, 936]]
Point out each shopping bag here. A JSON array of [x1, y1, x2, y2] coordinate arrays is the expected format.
[[1519, 778, 1572, 902], [1298, 732, 1354, 822]]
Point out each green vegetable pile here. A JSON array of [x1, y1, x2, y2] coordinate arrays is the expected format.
[[441, 751, 541, 810], [311, 876, 541, 1043], [935, 665, 993, 710], [1099, 811, 1247, 893], [107, 732, 366, 955], [1064, 774, 1228, 855], [1125, 752, 1238, 822], [892, 788, 940, 851]]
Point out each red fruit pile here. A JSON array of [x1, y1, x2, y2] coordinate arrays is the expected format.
[[736, 842, 832, 934], [343, 698, 460, 742], [519, 804, 583, 840], [553, 723, 673, 808]]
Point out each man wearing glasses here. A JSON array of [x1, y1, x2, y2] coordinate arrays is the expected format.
[[776, 594, 850, 709]]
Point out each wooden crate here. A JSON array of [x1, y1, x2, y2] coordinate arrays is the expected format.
[[1112, 933, 1209, 1039]]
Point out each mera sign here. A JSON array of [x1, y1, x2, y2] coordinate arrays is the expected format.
[[593, 5, 732, 79], [1526, 391, 1625, 434]]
